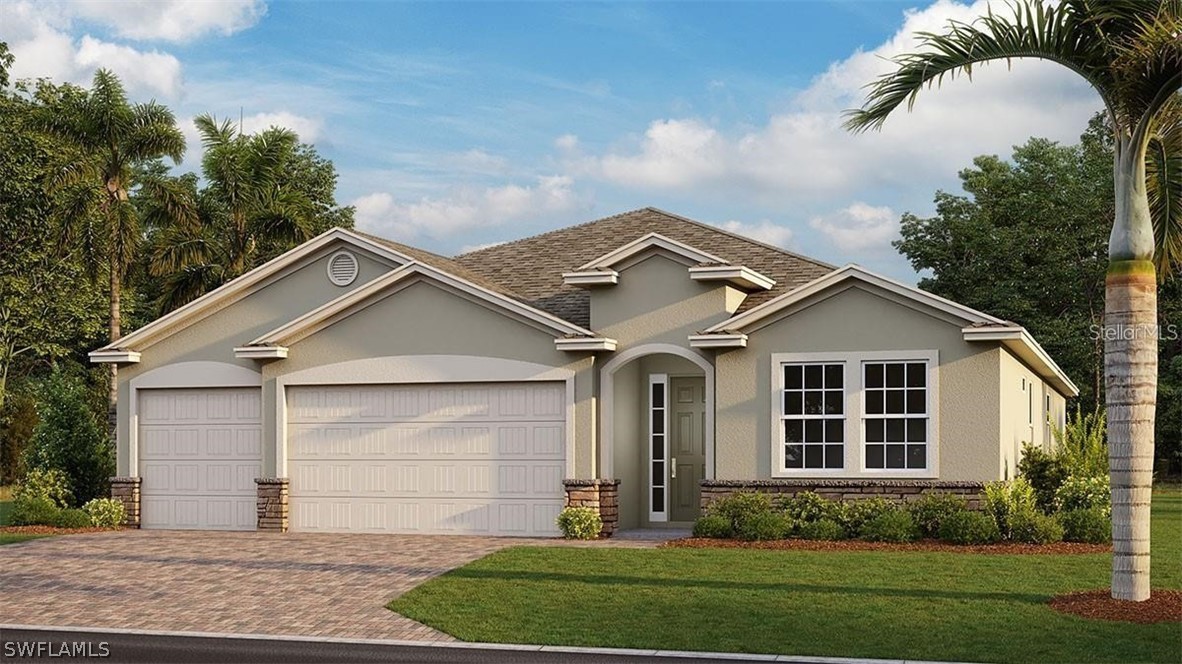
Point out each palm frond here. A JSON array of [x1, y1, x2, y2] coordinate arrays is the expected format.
[[1147, 94, 1182, 277], [126, 101, 186, 164]]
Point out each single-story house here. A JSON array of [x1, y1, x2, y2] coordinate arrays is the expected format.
[[93, 208, 1076, 536]]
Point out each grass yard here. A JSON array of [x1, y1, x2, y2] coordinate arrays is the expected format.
[[390, 489, 1182, 663]]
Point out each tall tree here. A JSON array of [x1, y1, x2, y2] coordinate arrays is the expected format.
[[37, 70, 186, 416], [846, 1, 1180, 601], [144, 115, 353, 311]]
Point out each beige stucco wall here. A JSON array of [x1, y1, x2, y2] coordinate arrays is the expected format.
[[113, 243, 394, 476], [612, 361, 642, 530], [714, 283, 1005, 482], [263, 278, 596, 477], [999, 349, 1068, 479]]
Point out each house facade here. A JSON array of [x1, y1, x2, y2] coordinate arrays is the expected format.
[[93, 208, 1076, 536]]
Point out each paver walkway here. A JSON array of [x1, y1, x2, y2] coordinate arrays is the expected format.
[[0, 530, 656, 640]]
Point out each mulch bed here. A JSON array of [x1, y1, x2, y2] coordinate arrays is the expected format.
[[662, 537, 1111, 555], [1049, 589, 1182, 623], [0, 525, 115, 535]]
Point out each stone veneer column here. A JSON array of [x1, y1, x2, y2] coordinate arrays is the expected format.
[[563, 479, 620, 538], [255, 478, 289, 532], [109, 477, 141, 528]]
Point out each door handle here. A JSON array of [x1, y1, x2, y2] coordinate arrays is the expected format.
[[671, 458, 677, 478]]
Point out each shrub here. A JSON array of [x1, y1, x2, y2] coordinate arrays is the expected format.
[[859, 508, 919, 543], [10, 495, 61, 526], [692, 513, 733, 538], [1060, 507, 1112, 544], [52, 508, 93, 529], [837, 497, 896, 534], [1010, 510, 1065, 544], [707, 491, 773, 535], [13, 467, 72, 508], [556, 507, 601, 539], [0, 390, 38, 486], [23, 371, 114, 506], [736, 511, 793, 541], [1018, 443, 1069, 513], [779, 491, 828, 523], [908, 493, 969, 538], [1055, 475, 1111, 517], [796, 518, 847, 541], [938, 510, 1002, 545], [83, 498, 125, 528], [983, 478, 1038, 539], [1052, 407, 1108, 477]]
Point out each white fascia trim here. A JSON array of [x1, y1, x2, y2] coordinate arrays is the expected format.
[[233, 345, 290, 360], [561, 270, 619, 287], [962, 326, 1080, 397], [554, 337, 618, 352], [88, 349, 141, 364], [688, 265, 775, 291], [577, 232, 726, 270], [705, 264, 1006, 333], [688, 333, 748, 348], [93, 228, 413, 355]]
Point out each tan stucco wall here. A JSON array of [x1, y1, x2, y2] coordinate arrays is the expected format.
[[999, 349, 1068, 479], [714, 283, 1004, 482], [612, 361, 642, 530], [114, 244, 393, 475], [592, 254, 738, 348], [264, 278, 596, 477]]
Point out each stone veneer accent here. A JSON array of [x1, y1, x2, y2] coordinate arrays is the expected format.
[[109, 477, 141, 528], [256, 478, 290, 532], [563, 479, 620, 537], [700, 479, 986, 511]]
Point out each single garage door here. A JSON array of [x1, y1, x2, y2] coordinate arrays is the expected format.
[[139, 388, 262, 530], [287, 382, 566, 536]]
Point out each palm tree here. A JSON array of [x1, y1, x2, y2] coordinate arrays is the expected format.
[[1147, 94, 1181, 278], [145, 115, 314, 311], [846, 1, 1179, 602], [39, 69, 185, 415]]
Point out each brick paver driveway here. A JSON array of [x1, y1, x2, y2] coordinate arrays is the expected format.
[[0, 530, 630, 640]]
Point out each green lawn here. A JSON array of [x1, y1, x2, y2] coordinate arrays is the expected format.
[[391, 490, 1182, 663]]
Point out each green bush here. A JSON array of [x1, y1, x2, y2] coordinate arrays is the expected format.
[[938, 510, 1002, 544], [736, 511, 793, 541], [707, 491, 773, 535], [1055, 475, 1111, 517], [52, 508, 93, 529], [556, 507, 601, 539], [83, 498, 125, 528], [23, 371, 114, 506], [859, 508, 919, 542], [908, 493, 969, 538], [10, 495, 61, 526], [779, 491, 828, 523], [838, 497, 896, 534], [1018, 443, 1068, 513], [692, 513, 733, 538], [983, 478, 1038, 539], [0, 390, 38, 486], [1060, 507, 1112, 544], [1052, 407, 1108, 477], [1010, 510, 1065, 544], [13, 467, 72, 508], [796, 518, 847, 541]]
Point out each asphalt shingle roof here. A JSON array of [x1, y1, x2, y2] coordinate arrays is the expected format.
[[450, 207, 836, 329]]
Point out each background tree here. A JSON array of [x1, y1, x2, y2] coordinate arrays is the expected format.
[[846, 1, 1180, 601], [37, 70, 186, 416]]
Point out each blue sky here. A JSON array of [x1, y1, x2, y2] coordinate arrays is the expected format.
[[2, 1, 1102, 280]]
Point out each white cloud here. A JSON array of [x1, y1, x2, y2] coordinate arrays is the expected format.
[[73, 36, 182, 95], [69, 1, 266, 43], [352, 175, 583, 239], [239, 111, 323, 143], [459, 241, 507, 254], [716, 219, 795, 249], [555, 134, 580, 151], [577, 0, 1099, 203], [809, 203, 898, 252]]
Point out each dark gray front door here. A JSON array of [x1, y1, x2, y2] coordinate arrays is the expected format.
[[669, 377, 706, 522]]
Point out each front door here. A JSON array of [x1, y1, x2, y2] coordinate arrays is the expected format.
[[669, 377, 706, 522]]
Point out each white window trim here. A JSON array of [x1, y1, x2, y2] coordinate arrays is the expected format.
[[771, 350, 939, 479], [648, 373, 669, 522]]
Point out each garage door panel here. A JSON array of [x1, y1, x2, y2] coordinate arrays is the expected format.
[[289, 423, 563, 460], [287, 383, 564, 424], [290, 497, 560, 534]]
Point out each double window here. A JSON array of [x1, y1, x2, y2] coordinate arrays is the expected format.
[[776, 353, 934, 475]]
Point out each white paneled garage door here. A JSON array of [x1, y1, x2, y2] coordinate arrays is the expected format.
[[138, 388, 262, 530], [287, 382, 566, 536]]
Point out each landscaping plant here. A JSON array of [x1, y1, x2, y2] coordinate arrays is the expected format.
[[12, 467, 71, 508], [1018, 443, 1069, 513], [706, 491, 774, 536], [82, 497, 125, 528], [795, 518, 846, 541], [556, 507, 601, 540], [691, 513, 732, 539], [1061, 507, 1114, 544], [859, 508, 919, 543], [937, 510, 1003, 545], [23, 371, 114, 505], [908, 493, 969, 538], [1055, 475, 1112, 517], [737, 511, 794, 541], [1009, 510, 1065, 545], [983, 479, 1038, 540]]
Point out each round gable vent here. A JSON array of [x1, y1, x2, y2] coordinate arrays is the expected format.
[[327, 250, 359, 286]]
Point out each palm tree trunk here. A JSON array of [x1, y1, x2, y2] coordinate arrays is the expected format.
[[107, 257, 120, 431]]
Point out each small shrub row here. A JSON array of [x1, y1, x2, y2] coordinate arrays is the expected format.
[[9, 494, 124, 529]]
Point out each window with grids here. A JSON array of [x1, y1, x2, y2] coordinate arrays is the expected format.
[[781, 363, 844, 470], [863, 361, 928, 470]]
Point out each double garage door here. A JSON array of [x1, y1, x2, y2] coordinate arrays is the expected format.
[[138, 382, 565, 536]]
